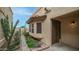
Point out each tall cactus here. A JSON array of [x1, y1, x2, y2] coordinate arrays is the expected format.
[[0, 16, 10, 41], [0, 15, 19, 51]]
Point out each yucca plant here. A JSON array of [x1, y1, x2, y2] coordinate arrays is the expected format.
[[0, 15, 20, 51]]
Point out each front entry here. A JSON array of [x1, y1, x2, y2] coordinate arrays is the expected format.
[[52, 20, 61, 44]]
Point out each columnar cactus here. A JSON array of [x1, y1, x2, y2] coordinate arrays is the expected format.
[[0, 15, 20, 51]]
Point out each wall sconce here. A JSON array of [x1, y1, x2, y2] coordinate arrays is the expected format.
[[70, 21, 77, 28], [71, 21, 75, 25]]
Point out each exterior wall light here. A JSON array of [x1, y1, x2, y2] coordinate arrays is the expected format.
[[70, 21, 77, 28], [71, 21, 75, 25]]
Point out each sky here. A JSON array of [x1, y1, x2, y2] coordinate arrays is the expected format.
[[12, 7, 37, 28]]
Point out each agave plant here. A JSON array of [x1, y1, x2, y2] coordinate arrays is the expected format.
[[0, 15, 20, 51]]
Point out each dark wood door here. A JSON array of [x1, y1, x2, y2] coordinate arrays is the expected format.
[[52, 20, 61, 44]]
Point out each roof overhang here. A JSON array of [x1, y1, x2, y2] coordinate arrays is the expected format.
[[54, 10, 79, 20], [27, 15, 47, 24]]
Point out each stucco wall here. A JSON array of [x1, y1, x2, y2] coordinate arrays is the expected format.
[[0, 7, 13, 29], [41, 15, 52, 46], [47, 7, 79, 18], [0, 7, 13, 39], [58, 17, 79, 48]]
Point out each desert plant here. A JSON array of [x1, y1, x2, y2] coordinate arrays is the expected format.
[[22, 26, 29, 38], [23, 31, 29, 38], [0, 15, 19, 51], [26, 36, 40, 48], [9, 29, 21, 50]]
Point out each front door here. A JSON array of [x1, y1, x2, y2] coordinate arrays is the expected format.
[[52, 20, 61, 44]]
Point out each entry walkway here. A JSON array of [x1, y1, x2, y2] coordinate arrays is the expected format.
[[20, 35, 29, 51], [44, 43, 78, 51]]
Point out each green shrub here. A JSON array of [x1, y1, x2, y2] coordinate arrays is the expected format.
[[26, 36, 39, 48], [23, 32, 29, 37]]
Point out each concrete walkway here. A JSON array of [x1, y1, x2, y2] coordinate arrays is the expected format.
[[44, 43, 78, 51], [20, 35, 29, 51]]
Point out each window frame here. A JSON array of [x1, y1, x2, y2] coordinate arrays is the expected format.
[[31, 23, 34, 33], [29, 24, 31, 32], [36, 22, 42, 33]]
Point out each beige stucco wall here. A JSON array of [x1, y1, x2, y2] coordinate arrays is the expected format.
[[0, 7, 13, 39], [46, 7, 79, 18], [41, 15, 52, 46], [57, 17, 79, 48], [0, 7, 13, 29]]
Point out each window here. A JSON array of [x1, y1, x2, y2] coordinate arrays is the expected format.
[[29, 24, 31, 32], [29, 24, 34, 33], [36, 23, 42, 33], [32, 24, 34, 33]]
